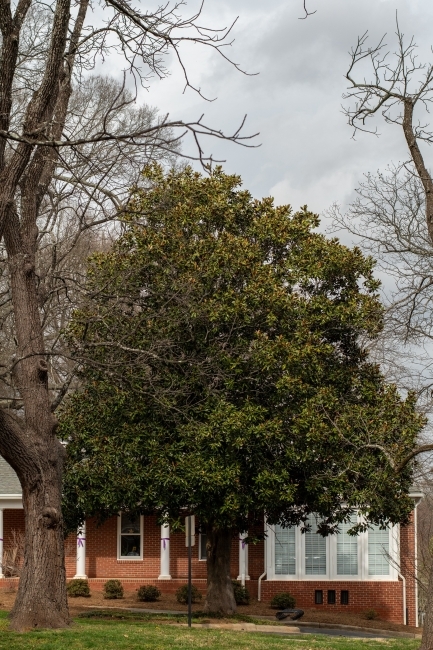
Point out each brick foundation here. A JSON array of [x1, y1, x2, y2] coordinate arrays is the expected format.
[[259, 580, 406, 623]]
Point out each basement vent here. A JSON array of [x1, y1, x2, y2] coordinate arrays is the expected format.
[[341, 590, 349, 605], [315, 590, 323, 605], [327, 590, 336, 605]]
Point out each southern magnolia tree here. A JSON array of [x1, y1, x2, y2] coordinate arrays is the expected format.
[[0, 0, 251, 631], [61, 165, 424, 615]]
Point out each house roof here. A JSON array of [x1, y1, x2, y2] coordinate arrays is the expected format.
[[0, 456, 21, 495]]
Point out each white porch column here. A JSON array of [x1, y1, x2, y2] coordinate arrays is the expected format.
[[0, 509, 3, 579], [74, 522, 87, 579], [237, 531, 250, 585], [158, 522, 171, 579]]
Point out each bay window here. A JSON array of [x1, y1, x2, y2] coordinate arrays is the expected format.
[[268, 515, 395, 581]]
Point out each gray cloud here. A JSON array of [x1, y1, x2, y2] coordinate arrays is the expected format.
[[99, 0, 433, 222]]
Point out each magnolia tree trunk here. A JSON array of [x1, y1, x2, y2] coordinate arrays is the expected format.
[[204, 526, 236, 615]]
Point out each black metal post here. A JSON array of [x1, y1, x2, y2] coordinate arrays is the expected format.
[[188, 515, 192, 628]]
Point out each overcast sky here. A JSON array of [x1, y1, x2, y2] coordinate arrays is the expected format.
[[108, 0, 433, 230]]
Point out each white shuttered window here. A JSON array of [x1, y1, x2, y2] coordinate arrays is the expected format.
[[368, 525, 390, 576], [305, 515, 326, 575], [337, 517, 358, 575], [274, 525, 296, 575]]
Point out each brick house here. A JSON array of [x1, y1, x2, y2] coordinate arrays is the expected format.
[[0, 457, 423, 626]]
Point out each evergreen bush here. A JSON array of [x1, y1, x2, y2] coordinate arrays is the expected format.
[[103, 579, 124, 599], [137, 585, 161, 602], [232, 580, 250, 605], [270, 592, 296, 609], [175, 584, 202, 604], [66, 579, 90, 598]]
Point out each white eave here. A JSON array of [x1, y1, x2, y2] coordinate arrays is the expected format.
[[408, 489, 425, 504]]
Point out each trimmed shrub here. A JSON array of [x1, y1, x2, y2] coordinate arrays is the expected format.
[[103, 579, 124, 599], [175, 584, 202, 604], [67, 579, 91, 598], [137, 585, 161, 602], [364, 608, 379, 620], [232, 580, 250, 605], [270, 592, 296, 609]]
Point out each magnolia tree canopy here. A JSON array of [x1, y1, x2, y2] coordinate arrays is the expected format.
[[61, 165, 424, 614]]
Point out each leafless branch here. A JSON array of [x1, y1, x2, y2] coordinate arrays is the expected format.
[[299, 0, 316, 20]]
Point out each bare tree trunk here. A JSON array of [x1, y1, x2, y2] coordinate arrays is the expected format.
[[204, 525, 236, 615], [402, 100, 433, 245], [421, 563, 433, 649], [0, 213, 70, 630], [9, 456, 68, 630]]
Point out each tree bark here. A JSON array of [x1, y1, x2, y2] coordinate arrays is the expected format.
[[204, 525, 236, 615], [0, 207, 70, 630], [9, 449, 69, 630]]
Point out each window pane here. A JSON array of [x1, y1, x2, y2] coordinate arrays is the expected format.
[[121, 513, 140, 534], [200, 534, 207, 560], [305, 515, 326, 575], [121, 534, 141, 557], [275, 525, 296, 575], [368, 526, 389, 575], [337, 516, 358, 575]]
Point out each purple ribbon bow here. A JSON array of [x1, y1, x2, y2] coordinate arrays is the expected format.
[[77, 537, 86, 547], [161, 537, 169, 550], [239, 537, 246, 549]]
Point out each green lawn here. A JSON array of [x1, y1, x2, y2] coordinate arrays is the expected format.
[[0, 612, 421, 650]]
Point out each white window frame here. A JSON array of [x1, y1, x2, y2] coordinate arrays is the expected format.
[[266, 517, 399, 582], [117, 512, 144, 561]]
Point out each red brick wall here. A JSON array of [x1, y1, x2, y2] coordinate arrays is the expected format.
[[3, 510, 24, 545], [260, 580, 405, 623], [170, 525, 206, 580], [248, 522, 265, 580]]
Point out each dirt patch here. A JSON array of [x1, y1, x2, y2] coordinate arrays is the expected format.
[[0, 587, 420, 635]]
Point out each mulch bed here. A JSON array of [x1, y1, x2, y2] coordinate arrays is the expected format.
[[0, 586, 419, 634]]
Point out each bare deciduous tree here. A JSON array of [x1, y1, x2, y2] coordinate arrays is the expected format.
[[344, 23, 433, 244], [0, 0, 252, 631], [341, 26, 433, 645]]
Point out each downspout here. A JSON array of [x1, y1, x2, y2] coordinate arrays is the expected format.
[[258, 521, 268, 602], [408, 490, 425, 627], [398, 571, 407, 625], [258, 534, 267, 602]]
